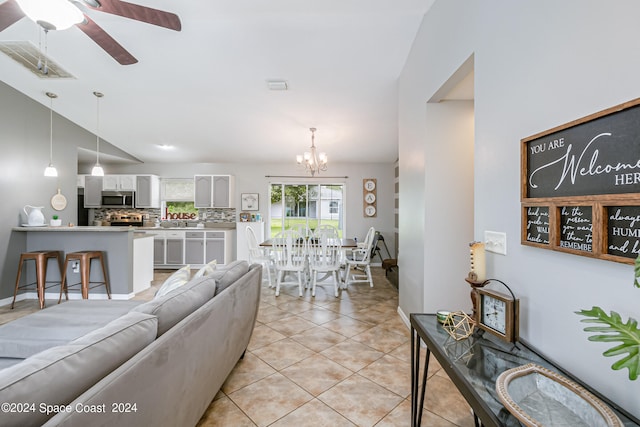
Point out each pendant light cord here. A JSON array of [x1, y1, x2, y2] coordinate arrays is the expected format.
[[49, 95, 53, 163]]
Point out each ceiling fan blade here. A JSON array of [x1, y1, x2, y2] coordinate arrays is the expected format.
[[76, 15, 137, 65], [82, 0, 181, 31], [0, 0, 25, 31]]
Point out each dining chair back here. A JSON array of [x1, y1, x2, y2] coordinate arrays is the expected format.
[[308, 233, 342, 297], [272, 229, 307, 297], [246, 226, 272, 288], [343, 226, 375, 288]]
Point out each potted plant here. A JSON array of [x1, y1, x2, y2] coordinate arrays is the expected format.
[[50, 215, 62, 227], [576, 256, 640, 380]]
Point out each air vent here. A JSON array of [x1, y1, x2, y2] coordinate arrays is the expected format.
[[0, 41, 74, 79], [266, 80, 288, 91]]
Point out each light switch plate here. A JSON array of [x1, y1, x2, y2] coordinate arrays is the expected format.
[[485, 231, 507, 255]]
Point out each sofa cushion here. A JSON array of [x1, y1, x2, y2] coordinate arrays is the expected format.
[[132, 275, 216, 336], [0, 311, 157, 427], [208, 260, 250, 295], [155, 264, 191, 298], [192, 259, 217, 279], [0, 300, 143, 359]]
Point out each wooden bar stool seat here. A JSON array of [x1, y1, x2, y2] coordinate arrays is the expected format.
[[59, 251, 111, 302], [12, 250, 64, 309]]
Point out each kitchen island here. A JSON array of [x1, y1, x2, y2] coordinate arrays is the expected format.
[[11, 226, 153, 300]]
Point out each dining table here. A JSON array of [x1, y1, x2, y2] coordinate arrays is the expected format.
[[259, 238, 358, 248]]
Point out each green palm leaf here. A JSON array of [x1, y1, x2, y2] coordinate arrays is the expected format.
[[575, 306, 640, 380]]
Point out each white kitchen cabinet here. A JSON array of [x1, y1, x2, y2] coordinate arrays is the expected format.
[[213, 175, 233, 207], [194, 175, 212, 208], [206, 231, 229, 265], [185, 231, 205, 264], [77, 174, 86, 188], [84, 175, 103, 208], [136, 175, 160, 208], [152, 228, 234, 268], [165, 230, 185, 265], [103, 175, 136, 191], [194, 175, 235, 208], [153, 236, 165, 265]]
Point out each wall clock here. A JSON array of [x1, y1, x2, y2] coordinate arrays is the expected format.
[[362, 178, 377, 217], [474, 287, 519, 343]]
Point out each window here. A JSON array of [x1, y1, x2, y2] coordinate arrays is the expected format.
[[161, 179, 197, 220], [269, 183, 344, 237]]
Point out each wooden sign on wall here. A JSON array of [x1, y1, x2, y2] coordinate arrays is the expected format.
[[521, 98, 640, 264]]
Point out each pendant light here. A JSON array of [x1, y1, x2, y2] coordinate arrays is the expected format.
[[44, 91, 58, 177], [296, 127, 327, 176], [91, 91, 105, 176]]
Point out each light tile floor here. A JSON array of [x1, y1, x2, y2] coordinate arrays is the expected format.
[[196, 267, 475, 427], [0, 267, 475, 427]]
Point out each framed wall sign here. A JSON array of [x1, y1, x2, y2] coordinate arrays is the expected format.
[[520, 97, 640, 264], [241, 193, 259, 211], [363, 178, 377, 217]]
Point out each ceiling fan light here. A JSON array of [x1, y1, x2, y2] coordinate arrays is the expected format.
[[91, 163, 104, 176], [16, 0, 84, 30], [44, 164, 58, 177]]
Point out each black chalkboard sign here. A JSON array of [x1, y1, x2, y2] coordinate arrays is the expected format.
[[523, 100, 640, 199], [525, 206, 550, 244], [607, 206, 640, 259], [559, 206, 593, 252]]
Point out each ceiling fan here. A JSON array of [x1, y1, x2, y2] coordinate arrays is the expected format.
[[0, 0, 181, 65]]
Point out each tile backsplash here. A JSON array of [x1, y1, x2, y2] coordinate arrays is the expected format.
[[93, 208, 236, 223]]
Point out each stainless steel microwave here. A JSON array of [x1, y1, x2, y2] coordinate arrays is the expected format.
[[101, 191, 135, 208]]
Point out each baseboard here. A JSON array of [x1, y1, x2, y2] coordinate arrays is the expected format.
[[397, 306, 409, 328], [2, 292, 134, 306]]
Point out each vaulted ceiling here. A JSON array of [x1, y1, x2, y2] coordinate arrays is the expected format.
[[0, 0, 436, 164]]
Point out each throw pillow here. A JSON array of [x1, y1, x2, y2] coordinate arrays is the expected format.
[[192, 259, 217, 279], [155, 265, 191, 298]]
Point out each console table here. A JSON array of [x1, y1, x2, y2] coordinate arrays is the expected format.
[[410, 313, 640, 427]]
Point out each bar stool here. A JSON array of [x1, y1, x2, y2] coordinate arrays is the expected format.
[[12, 251, 64, 309], [59, 251, 111, 302]]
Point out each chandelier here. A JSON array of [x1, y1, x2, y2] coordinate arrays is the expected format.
[[296, 127, 327, 176]]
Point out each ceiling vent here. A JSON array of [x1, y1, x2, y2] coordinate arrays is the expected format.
[[0, 41, 74, 79], [266, 80, 288, 91]]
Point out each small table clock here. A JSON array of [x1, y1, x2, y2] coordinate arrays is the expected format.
[[474, 287, 519, 343]]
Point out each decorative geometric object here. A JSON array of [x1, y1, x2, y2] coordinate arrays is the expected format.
[[442, 311, 475, 341]]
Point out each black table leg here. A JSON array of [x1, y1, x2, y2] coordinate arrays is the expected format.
[[411, 325, 431, 427]]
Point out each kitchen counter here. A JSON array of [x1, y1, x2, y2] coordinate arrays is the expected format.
[[11, 226, 153, 298], [12, 226, 136, 232], [13, 224, 237, 232], [137, 223, 236, 230]]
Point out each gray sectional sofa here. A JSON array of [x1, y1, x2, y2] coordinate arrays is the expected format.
[[0, 260, 262, 427]]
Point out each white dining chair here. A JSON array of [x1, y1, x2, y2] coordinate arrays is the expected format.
[[343, 226, 375, 289], [272, 229, 307, 297], [308, 233, 342, 297], [246, 226, 273, 288], [312, 224, 340, 239]]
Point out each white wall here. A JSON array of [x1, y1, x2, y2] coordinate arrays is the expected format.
[[399, 0, 640, 417], [0, 82, 134, 299]]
